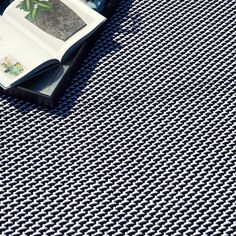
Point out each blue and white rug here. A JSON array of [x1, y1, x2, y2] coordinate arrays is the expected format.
[[0, 0, 236, 235]]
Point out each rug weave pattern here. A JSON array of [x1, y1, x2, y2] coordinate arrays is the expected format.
[[1, 0, 236, 235]]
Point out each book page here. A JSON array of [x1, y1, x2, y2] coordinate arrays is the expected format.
[[3, 0, 105, 60], [0, 16, 55, 89]]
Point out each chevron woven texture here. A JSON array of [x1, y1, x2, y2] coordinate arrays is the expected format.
[[1, 0, 236, 235]]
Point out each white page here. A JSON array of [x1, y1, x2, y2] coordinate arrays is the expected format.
[[3, 0, 106, 60], [0, 16, 55, 89]]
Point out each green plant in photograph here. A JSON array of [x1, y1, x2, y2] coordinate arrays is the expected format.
[[16, 0, 53, 21], [1, 56, 24, 76]]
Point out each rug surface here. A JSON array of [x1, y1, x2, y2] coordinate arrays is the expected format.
[[1, 0, 236, 235]]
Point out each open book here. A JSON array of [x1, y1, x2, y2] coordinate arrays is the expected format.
[[0, 0, 105, 89]]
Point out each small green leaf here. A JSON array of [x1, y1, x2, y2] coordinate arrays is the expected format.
[[31, 5, 39, 20], [37, 1, 52, 10], [25, 0, 31, 11]]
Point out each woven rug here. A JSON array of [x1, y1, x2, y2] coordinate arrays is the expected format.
[[1, 0, 236, 235]]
